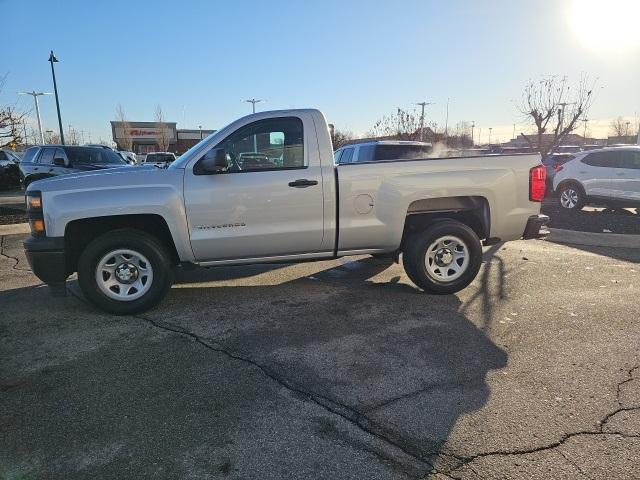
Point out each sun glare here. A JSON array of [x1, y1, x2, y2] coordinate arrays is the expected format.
[[570, 0, 640, 52]]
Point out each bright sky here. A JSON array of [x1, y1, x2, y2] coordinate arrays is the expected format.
[[1, 0, 639, 144]]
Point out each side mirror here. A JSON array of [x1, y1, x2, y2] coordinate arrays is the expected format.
[[53, 157, 69, 167], [196, 148, 229, 174]]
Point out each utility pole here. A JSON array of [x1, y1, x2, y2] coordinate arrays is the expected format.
[[470, 121, 475, 146], [244, 98, 264, 113], [444, 98, 450, 137], [48, 51, 65, 145], [581, 118, 589, 145], [415, 101, 434, 142], [18, 91, 51, 144], [557, 102, 575, 134]]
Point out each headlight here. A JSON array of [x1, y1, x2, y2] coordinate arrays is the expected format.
[[26, 193, 42, 210], [25, 192, 45, 235]]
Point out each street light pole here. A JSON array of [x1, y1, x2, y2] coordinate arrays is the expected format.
[[198, 125, 203, 140], [48, 50, 65, 145], [244, 98, 264, 113], [415, 101, 434, 142], [470, 121, 475, 146], [488, 127, 493, 145], [18, 91, 51, 144]]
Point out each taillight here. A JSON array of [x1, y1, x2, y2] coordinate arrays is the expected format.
[[529, 165, 546, 202]]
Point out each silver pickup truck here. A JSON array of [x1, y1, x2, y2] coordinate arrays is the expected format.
[[23, 109, 548, 314]]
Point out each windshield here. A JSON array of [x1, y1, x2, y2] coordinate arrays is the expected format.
[[65, 147, 127, 165]]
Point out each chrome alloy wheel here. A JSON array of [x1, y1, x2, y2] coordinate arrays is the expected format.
[[560, 188, 579, 209], [95, 249, 153, 301], [425, 235, 469, 282]]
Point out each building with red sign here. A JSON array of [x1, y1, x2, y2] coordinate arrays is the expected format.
[[111, 121, 215, 154]]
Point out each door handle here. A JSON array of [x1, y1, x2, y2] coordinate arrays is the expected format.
[[288, 179, 318, 188]]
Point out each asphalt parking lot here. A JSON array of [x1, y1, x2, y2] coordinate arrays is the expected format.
[[1, 233, 639, 479]]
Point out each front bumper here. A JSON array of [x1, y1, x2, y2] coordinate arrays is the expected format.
[[522, 214, 550, 240], [23, 235, 68, 285]]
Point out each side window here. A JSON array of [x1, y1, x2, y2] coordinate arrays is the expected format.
[[620, 151, 640, 169], [0, 151, 7, 161], [357, 145, 375, 162], [37, 148, 55, 165], [55, 148, 69, 165], [340, 147, 354, 164], [581, 152, 619, 168], [334, 149, 343, 163], [218, 117, 304, 172]]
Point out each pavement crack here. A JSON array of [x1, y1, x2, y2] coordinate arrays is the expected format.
[[616, 365, 639, 407], [0, 235, 30, 271], [137, 315, 452, 478], [365, 381, 468, 413], [557, 448, 592, 479]]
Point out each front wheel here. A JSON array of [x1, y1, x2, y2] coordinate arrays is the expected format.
[[402, 220, 482, 294], [77, 229, 174, 315]]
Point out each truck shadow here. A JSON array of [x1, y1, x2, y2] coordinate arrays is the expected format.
[[0, 253, 508, 472], [158, 255, 508, 465]]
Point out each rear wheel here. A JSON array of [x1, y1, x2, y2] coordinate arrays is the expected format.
[[77, 229, 173, 315], [558, 183, 585, 210], [402, 220, 482, 294]]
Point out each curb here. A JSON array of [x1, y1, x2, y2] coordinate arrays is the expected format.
[[0, 223, 30, 236], [546, 228, 640, 249]]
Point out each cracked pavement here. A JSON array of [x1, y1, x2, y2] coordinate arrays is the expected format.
[[1, 233, 639, 479]]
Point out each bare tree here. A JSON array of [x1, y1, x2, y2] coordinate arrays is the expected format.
[[0, 74, 26, 149], [115, 104, 133, 151], [369, 108, 422, 140], [66, 126, 79, 145], [609, 116, 628, 137], [518, 75, 596, 157], [154, 105, 171, 151], [330, 126, 354, 150], [446, 121, 473, 148]]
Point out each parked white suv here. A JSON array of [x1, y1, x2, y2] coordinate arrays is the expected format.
[[553, 146, 640, 210]]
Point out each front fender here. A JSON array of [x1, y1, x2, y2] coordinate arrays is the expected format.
[[41, 183, 194, 262]]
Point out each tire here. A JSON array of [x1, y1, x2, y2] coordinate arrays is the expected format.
[[402, 220, 482, 294], [77, 228, 174, 315], [558, 182, 585, 210]]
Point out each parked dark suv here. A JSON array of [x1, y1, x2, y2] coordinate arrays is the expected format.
[[19, 145, 129, 188]]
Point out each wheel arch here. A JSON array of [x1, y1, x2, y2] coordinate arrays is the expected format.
[[64, 214, 180, 275], [400, 196, 490, 250]]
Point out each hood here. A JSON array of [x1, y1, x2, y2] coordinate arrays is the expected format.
[[26, 164, 181, 194]]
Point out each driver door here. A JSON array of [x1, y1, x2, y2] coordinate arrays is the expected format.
[[184, 115, 326, 261]]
